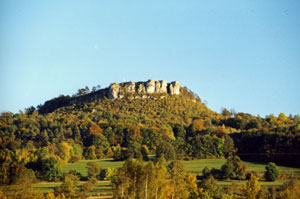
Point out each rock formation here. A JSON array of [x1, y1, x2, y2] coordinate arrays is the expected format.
[[70, 80, 181, 104], [107, 80, 181, 99]]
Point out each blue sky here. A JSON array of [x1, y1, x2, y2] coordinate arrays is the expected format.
[[1, 0, 300, 117]]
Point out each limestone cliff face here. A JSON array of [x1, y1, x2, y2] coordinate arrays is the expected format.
[[107, 80, 181, 99], [70, 80, 181, 104]]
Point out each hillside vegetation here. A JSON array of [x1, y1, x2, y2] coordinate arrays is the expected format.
[[1, 82, 300, 198]]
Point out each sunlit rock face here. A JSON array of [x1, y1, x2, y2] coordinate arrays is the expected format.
[[69, 80, 182, 104], [137, 83, 146, 94], [169, 81, 181, 95], [108, 83, 120, 99], [106, 80, 181, 99], [146, 80, 156, 94], [156, 80, 168, 93]]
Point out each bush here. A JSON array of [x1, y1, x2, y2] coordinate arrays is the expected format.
[[39, 157, 63, 181], [86, 162, 101, 179], [202, 166, 211, 179], [99, 168, 116, 180], [220, 156, 248, 180], [264, 162, 279, 181], [156, 141, 176, 161], [70, 156, 80, 163], [54, 174, 79, 198]]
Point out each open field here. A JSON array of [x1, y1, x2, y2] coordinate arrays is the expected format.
[[31, 158, 300, 196], [63, 159, 124, 177], [63, 158, 300, 178], [183, 159, 227, 172], [217, 179, 293, 186], [183, 159, 300, 172], [33, 181, 112, 194]]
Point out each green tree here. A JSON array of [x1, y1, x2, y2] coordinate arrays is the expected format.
[[78, 180, 95, 199], [202, 166, 211, 179], [199, 175, 221, 199], [54, 173, 79, 199], [10, 164, 36, 185], [99, 168, 116, 180], [156, 141, 176, 161], [83, 146, 97, 160], [86, 162, 101, 179], [40, 157, 62, 181], [221, 156, 248, 180], [223, 135, 236, 158], [264, 162, 279, 181]]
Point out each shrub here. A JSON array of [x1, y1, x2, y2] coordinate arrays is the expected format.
[[264, 162, 279, 181], [86, 162, 101, 179], [99, 168, 116, 180]]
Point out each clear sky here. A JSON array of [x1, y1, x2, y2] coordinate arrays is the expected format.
[[1, 0, 300, 117]]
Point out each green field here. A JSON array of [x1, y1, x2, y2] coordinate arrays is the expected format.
[[63, 159, 124, 176], [32, 158, 300, 195], [33, 181, 112, 194], [183, 159, 300, 172], [217, 179, 292, 186], [63, 158, 300, 177]]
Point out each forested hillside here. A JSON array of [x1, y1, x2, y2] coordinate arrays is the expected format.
[[1, 82, 300, 187]]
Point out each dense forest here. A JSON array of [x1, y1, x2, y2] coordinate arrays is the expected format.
[[1, 83, 300, 198]]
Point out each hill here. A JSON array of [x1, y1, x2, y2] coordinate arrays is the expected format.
[[0, 79, 300, 186]]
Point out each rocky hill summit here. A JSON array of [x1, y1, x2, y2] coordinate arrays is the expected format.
[[70, 80, 181, 104], [38, 80, 183, 114], [107, 80, 181, 99]]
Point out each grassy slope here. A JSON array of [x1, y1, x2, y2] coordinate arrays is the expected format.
[[33, 181, 112, 194], [62, 159, 124, 177], [63, 159, 300, 176], [34, 159, 300, 194], [183, 159, 300, 172]]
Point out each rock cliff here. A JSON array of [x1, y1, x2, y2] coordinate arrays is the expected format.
[[70, 80, 181, 104], [107, 80, 181, 99]]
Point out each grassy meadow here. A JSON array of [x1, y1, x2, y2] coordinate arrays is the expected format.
[[32, 158, 300, 196], [62, 159, 124, 177], [62, 158, 300, 177]]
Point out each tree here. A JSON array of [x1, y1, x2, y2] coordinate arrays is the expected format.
[[168, 160, 190, 199], [188, 120, 204, 134], [221, 156, 248, 180], [242, 174, 261, 199], [121, 142, 142, 160], [141, 145, 149, 161], [89, 123, 103, 136], [202, 166, 211, 179], [223, 135, 236, 158], [221, 108, 231, 118], [156, 141, 176, 161], [111, 158, 144, 199], [54, 173, 79, 199], [279, 180, 300, 199], [83, 146, 96, 160], [198, 175, 221, 199], [10, 164, 36, 185], [78, 180, 95, 199], [99, 168, 116, 180], [264, 162, 279, 181], [86, 162, 101, 179], [39, 157, 62, 181], [153, 156, 170, 199]]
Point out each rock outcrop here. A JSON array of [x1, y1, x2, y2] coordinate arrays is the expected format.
[[107, 80, 181, 99], [69, 80, 181, 104]]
